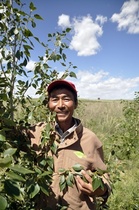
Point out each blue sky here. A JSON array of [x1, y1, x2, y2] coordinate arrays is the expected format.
[[25, 0, 139, 100]]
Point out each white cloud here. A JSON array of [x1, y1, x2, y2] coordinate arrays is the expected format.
[[77, 70, 109, 83], [58, 14, 71, 29], [96, 15, 108, 25], [57, 14, 107, 56], [25, 60, 36, 71], [111, 0, 139, 34], [69, 70, 139, 100], [25, 69, 139, 100]]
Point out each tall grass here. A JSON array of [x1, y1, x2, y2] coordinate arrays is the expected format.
[[75, 99, 139, 209], [75, 99, 123, 140]]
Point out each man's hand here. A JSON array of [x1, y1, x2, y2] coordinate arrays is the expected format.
[[76, 170, 107, 197]]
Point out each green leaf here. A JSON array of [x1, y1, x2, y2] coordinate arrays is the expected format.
[[99, 178, 104, 191], [59, 168, 66, 174], [62, 207, 68, 210], [29, 2, 36, 11], [62, 53, 66, 61], [4, 148, 17, 157], [3, 118, 15, 126], [0, 156, 12, 168], [22, 58, 28, 66], [72, 163, 84, 172], [48, 33, 52, 37], [61, 62, 66, 66], [7, 171, 25, 182], [50, 142, 57, 154], [23, 44, 33, 50], [59, 182, 66, 192], [59, 175, 66, 185], [4, 180, 24, 201], [96, 168, 107, 176], [15, 50, 21, 59], [66, 173, 74, 187], [23, 29, 33, 37], [28, 183, 40, 198], [66, 28, 71, 33], [74, 151, 86, 158], [69, 71, 77, 78], [39, 179, 50, 196], [66, 178, 73, 187], [0, 94, 8, 101], [8, 27, 15, 36], [10, 165, 35, 175], [0, 130, 6, 141], [59, 175, 67, 191], [68, 172, 74, 182], [31, 21, 36, 28], [7, 61, 12, 69], [92, 176, 100, 191], [34, 14, 43, 20], [38, 171, 52, 178], [92, 176, 104, 191], [0, 82, 8, 88], [34, 36, 40, 43], [34, 166, 42, 174], [47, 157, 54, 169], [0, 196, 7, 210], [59, 47, 63, 54], [28, 111, 33, 121]]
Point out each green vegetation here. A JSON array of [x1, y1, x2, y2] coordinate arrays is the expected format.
[[74, 96, 139, 210], [0, 0, 138, 209], [0, 0, 77, 209], [75, 99, 124, 139]]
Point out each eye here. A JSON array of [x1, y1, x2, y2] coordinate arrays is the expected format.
[[51, 97, 58, 102], [64, 97, 71, 101]]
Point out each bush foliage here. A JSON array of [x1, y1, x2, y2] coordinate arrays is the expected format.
[[0, 0, 77, 209], [0, 0, 139, 209]]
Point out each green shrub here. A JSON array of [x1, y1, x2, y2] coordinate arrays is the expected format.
[[106, 92, 139, 209], [0, 0, 76, 209]]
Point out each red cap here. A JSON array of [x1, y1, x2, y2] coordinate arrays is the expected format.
[[47, 80, 77, 95]]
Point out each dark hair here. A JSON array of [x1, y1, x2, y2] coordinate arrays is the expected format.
[[48, 84, 78, 104]]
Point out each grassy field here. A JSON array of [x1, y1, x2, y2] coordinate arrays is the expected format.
[[75, 99, 123, 139], [74, 99, 139, 210]]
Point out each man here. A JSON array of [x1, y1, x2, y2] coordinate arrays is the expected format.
[[30, 79, 110, 210]]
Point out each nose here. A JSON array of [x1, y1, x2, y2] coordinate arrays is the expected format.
[[57, 99, 65, 108]]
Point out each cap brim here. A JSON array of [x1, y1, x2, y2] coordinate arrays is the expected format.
[[47, 80, 77, 95]]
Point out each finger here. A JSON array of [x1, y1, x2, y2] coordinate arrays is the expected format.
[[76, 175, 92, 194], [81, 170, 92, 183]]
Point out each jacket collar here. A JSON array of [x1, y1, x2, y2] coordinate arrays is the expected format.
[[56, 118, 83, 148]]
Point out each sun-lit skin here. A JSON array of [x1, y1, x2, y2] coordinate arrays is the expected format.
[[48, 88, 77, 132]]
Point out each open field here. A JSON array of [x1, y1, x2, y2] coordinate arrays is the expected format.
[[74, 99, 139, 210], [75, 99, 124, 140]]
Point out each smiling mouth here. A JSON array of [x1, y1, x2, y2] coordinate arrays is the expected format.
[[56, 112, 67, 116]]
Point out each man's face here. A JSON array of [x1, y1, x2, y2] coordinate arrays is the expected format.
[[48, 88, 77, 124]]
